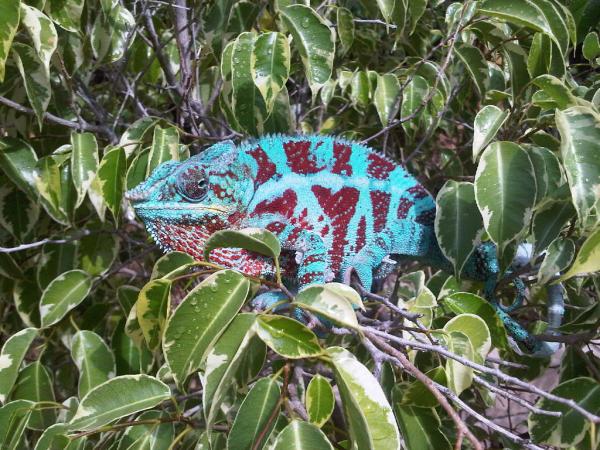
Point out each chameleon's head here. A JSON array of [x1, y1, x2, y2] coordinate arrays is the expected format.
[[125, 140, 254, 257]]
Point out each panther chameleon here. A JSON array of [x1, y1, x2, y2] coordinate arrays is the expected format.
[[126, 134, 563, 356]]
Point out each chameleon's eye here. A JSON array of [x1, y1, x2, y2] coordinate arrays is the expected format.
[[177, 173, 208, 202]]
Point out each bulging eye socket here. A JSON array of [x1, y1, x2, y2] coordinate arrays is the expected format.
[[176, 174, 209, 202]]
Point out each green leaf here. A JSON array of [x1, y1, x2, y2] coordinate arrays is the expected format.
[[12, 43, 51, 129], [255, 316, 322, 359], [96, 147, 126, 222], [395, 367, 447, 408], [70, 132, 99, 208], [0, 0, 20, 82], [0, 328, 37, 404], [78, 231, 119, 276], [227, 377, 280, 450], [374, 73, 400, 127], [91, 4, 135, 63], [555, 106, 600, 230], [294, 284, 359, 329], [10, 361, 55, 429], [560, 227, 600, 281], [252, 32, 290, 114], [0, 399, 34, 450], [147, 126, 179, 177], [37, 240, 78, 289], [455, 44, 488, 97], [34, 423, 71, 450], [527, 145, 563, 205], [443, 313, 491, 361], [326, 347, 401, 450], [478, 0, 569, 57], [68, 374, 171, 431], [528, 377, 600, 447], [527, 32, 553, 79], [351, 70, 370, 108], [532, 200, 575, 255], [151, 251, 195, 279], [204, 228, 281, 261], [119, 117, 164, 157], [375, 0, 395, 22], [0, 138, 38, 198], [136, 279, 172, 351], [13, 278, 41, 327], [538, 238, 576, 284], [46, 0, 84, 32], [115, 410, 174, 450], [19, 4, 57, 77], [0, 183, 39, 240], [472, 105, 509, 160], [435, 181, 484, 277], [273, 420, 333, 450], [71, 330, 116, 398], [203, 313, 258, 427], [401, 74, 428, 137], [232, 32, 267, 135], [39, 270, 92, 328], [281, 4, 335, 96], [533, 75, 580, 110], [442, 331, 474, 395], [444, 292, 508, 349], [582, 31, 600, 61], [163, 270, 249, 386], [337, 7, 354, 54], [34, 156, 68, 224], [475, 142, 537, 253], [393, 403, 451, 450], [112, 318, 153, 376], [305, 374, 334, 427]]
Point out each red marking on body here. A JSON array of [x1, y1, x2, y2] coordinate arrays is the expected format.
[[367, 153, 396, 180], [356, 216, 367, 252], [320, 225, 330, 237], [266, 222, 286, 234], [397, 198, 413, 219], [254, 189, 297, 218], [311, 186, 359, 271], [415, 209, 436, 226], [407, 184, 429, 199], [248, 146, 276, 184], [370, 191, 391, 232], [284, 140, 323, 174], [332, 142, 353, 176]]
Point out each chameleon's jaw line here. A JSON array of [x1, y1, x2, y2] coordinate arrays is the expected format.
[[132, 201, 229, 214]]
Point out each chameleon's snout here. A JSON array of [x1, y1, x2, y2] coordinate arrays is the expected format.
[[124, 187, 148, 203]]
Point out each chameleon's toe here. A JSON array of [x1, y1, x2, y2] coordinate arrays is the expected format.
[[251, 291, 290, 313]]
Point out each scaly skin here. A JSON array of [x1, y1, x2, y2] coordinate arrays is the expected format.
[[126, 134, 562, 355]]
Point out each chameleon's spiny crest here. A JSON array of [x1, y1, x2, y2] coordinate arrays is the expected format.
[[127, 133, 562, 356]]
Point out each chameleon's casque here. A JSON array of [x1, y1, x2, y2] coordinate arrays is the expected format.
[[126, 134, 563, 355]]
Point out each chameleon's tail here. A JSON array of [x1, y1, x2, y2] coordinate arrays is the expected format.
[[485, 243, 565, 357]]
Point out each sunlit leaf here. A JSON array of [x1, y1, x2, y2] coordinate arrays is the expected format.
[[281, 5, 335, 96], [70, 132, 98, 208], [227, 377, 280, 450], [305, 374, 334, 427], [71, 330, 116, 398], [252, 32, 290, 113], [163, 270, 249, 386], [0, 328, 37, 404], [272, 420, 334, 449], [472, 105, 509, 160], [326, 346, 401, 450], [559, 227, 600, 281], [0, 0, 20, 82], [39, 270, 92, 328], [255, 316, 322, 359], [68, 375, 171, 431]]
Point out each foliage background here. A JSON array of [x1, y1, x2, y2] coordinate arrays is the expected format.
[[0, 0, 599, 448]]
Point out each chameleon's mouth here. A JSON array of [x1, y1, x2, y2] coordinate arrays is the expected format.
[[130, 202, 228, 214]]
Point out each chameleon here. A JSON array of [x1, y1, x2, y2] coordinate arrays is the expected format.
[[126, 134, 563, 356]]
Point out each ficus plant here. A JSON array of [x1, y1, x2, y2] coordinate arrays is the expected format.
[[0, 0, 599, 449]]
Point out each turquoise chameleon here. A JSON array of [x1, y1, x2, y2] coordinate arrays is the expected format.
[[126, 134, 564, 356]]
